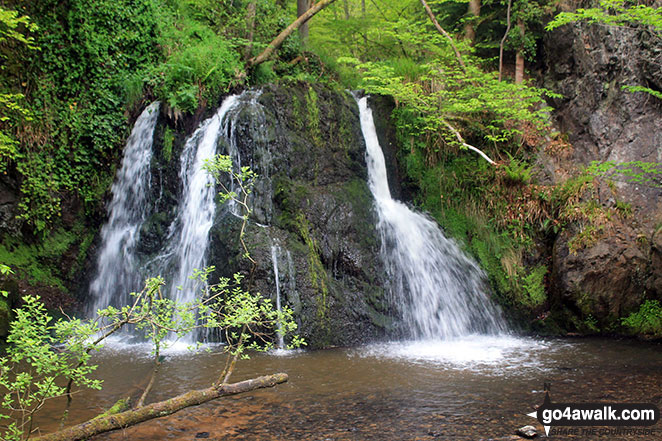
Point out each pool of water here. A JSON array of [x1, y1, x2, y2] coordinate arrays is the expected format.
[[34, 335, 662, 440]]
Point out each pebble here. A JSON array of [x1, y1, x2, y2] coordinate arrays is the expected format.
[[516, 425, 538, 438]]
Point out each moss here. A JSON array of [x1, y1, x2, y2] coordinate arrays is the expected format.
[[290, 92, 304, 131], [0, 227, 80, 290], [274, 176, 309, 232], [305, 86, 321, 146], [336, 179, 377, 249], [162, 126, 174, 163], [295, 212, 328, 323], [0, 297, 10, 338]]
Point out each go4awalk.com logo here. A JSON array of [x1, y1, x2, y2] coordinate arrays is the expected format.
[[526, 383, 660, 437]]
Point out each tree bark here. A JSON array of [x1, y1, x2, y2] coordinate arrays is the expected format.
[[298, 0, 313, 44], [498, 0, 512, 81], [248, 0, 339, 68], [243, 1, 258, 61], [33, 373, 289, 441], [419, 0, 467, 73], [464, 0, 480, 45], [515, 18, 525, 84]]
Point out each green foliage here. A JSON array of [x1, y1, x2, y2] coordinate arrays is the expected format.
[[343, 55, 557, 152], [0, 263, 12, 298], [1, 265, 303, 439], [520, 265, 547, 307], [0, 295, 101, 441], [0, 227, 82, 290], [621, 300, 662, 337], [546, 0, 662, 32], [621, 85, 662, 101], [148, 33, 242, 112], [5, 0, 161, 231], [584, 314, 600, 333], [587, 160, 662, 188], [503, 153, 534, 185]]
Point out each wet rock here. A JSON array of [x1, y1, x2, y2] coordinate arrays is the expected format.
[[515, 425, 538, 439], [206, 84, 394, 348]]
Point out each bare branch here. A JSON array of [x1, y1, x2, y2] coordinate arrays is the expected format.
[[442, 119, 496, 165]]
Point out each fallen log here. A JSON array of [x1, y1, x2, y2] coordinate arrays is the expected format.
[[34, 373, 288, 441]]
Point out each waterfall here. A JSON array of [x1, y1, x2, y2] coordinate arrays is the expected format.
[[154, 94, 242, 307], [89, 102, 160, 313], [90, 94, 249, 342], [271, 244, 285, 350], [356, 96, 506, 339]]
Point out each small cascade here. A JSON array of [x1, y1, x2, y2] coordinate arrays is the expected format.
[[356, 95, 506, 339], [271, 244, 285, 349], [154, 94, 242, 308], [89, 102, 160, 313], [222, 91, 273, 223]]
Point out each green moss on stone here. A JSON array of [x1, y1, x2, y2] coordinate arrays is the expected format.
[[295, 212, 328, 322]]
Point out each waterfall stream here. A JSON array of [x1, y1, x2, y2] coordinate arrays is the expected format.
[[153, 94, 242, 308], [89, 102, 160, 313], [356, 96, 506, 339], [271, 244, 285, 350], [91, 90, 507, 345]]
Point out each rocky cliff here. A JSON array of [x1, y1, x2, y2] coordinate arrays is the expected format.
[[542, 21, 662, 330]]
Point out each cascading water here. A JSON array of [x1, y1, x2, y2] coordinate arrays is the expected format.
[[89, 102, 160, 313], [90, 93, 257, 342], [153, 94, 242, 308], [356, 96, 506, 339], [271, 244, 285, 349]]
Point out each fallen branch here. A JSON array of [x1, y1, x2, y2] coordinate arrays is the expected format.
[[248, 0, 338, 67], [442, 119, 496, 165], [33, 373, 289, 441]]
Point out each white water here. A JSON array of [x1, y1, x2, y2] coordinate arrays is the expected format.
[[90, 102, 160, 312], [271, 244, 285, 350], [356, 96, 507, 340], [359, 336, 553, 372], [156, 95, 242, 307]]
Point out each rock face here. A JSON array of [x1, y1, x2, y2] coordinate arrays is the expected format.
[[543, 22, 662, 328], [207, 85, 392, 348], [120, 84, 393, 349]]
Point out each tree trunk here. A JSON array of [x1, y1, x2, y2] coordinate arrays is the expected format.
[[515, 18, 525, 84], [243, 1, 258, 61], [419, 0, 467, 73], [498, 0, 512, 81], [33, 373, 289, 441], [249, 0, 339, 68], [464, 0, 480, 45], [298, 0, 313, 44]]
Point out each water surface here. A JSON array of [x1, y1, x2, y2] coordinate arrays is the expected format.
[[34, 336, 662, 440]]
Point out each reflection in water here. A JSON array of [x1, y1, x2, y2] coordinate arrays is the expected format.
[[34, 338, 662, 440]]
